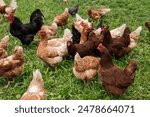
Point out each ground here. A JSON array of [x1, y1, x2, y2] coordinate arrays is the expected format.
[[0, 0, 150, 100]]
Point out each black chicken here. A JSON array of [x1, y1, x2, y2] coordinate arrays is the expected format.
[[68, 4, 79, 16], [8, 9, 44, 46], [72, 23, 81, 44]]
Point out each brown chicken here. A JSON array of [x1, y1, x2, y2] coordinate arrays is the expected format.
[[20, 69, 46, 100], [79, 25, 90, 44], [39, 22, 58, 39], [97, 44, 137, 96], [73, 53, 100, 80], [0, 46, 24, 81], [145, 21, 150, 31], [0, 35, 9, 59], [88, 8, 111, 20], [0, 0, 17, 19], [67, 39, 101, 58], [37, 29, 72, 66], [110, 24, 127, 38], [101, 26, 131, 59], [53, 8, 69, 28]]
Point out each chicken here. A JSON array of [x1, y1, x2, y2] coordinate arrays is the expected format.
[[0, 0, 17, 18], [145, 21, 150, 31], [101, 26, 131, 59], [88, 8, 111, 20], [73, 53, 100, 80], [0, 46, 24, 81], [8, 9, 44, 46], [97, 44, 137, 96], [79, 26, 90, 44], [53, 8, 69, 28], [68, 4, 79, 16], [74, 14, 93, 33], [110, 24, 127, 38], [67, 39, 101, 58], [128, 26, 142, 49], [0, 35, 9, 59], [37, 29, 72, 66], [72, 22, 81, 44], [20, 69, 46, 100], [39, 22, 58, 39]]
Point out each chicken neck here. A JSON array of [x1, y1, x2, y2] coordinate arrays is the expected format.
[[100, 49, 114, 69]]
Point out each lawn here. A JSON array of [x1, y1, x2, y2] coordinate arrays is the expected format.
[[0, 0, 150, 100]]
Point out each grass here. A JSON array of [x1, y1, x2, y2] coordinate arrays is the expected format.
[[0, 0, 150, 100]]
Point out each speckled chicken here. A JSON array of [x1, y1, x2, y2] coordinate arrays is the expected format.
[[0, 0, 17, 18], [0, 35, 9, 59], [0, 46, 24, 81], [39, 22, 58, 39], [20, 69, 46, 100], [73, 53, 100, 80], [97, 44, 137, 96], [37, 29, 72, 66], [88, 8, 111, 20], [53, 8, 69, 28]]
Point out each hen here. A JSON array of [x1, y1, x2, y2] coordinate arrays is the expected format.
[[0, 46, 24, 82], [39, 22, 58, 39], [9, 9, 44, 46], [37, 29, 72, 67], [128, 26, 142, 49], [0, 35, 9, 59], [53, 8, 69, 28], [0, 0, 17, 18], [74, 14, 93, 33], [110, 24, 127, 38], [145, 21, 150, 31], [97, 44, 137, 96], [68, 4, 79, 16], [88, 8, 111, 20], [67, 39, 101, 58], [101, 26, 131, 59], [20, 69, 46, 100], [79, 26, 90, 44], [73, 53, 100, 80]]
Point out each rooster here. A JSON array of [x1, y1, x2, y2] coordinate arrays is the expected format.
[[97, 44, 137, 96], [0, 0, 17, 19], [20, 69, 46, 100], [8, 9, 44, 46], [0, 35, 9, 59]]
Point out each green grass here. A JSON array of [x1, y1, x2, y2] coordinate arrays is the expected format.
[[0, 0, 150, 100]]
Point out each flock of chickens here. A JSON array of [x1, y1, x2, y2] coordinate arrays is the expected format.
[[0, 0, 150, 100]]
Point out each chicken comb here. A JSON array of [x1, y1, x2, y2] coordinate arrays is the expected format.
[[97, 43, 103, 52], [80, 21, 85, 27]]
